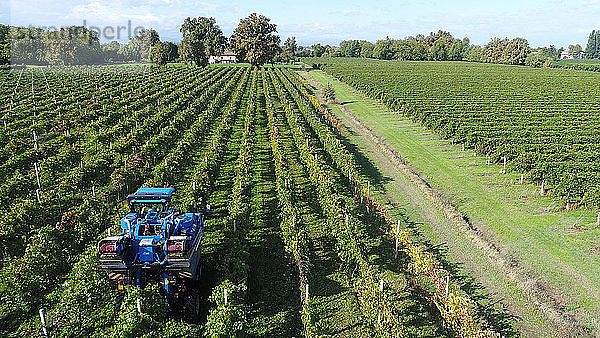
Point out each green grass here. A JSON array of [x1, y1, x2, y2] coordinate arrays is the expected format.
[[209, 62, 303, 68], [554, 58, 600, 65], [305, 68, 600, 335]]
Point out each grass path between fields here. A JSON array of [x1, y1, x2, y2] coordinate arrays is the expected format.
[[302, 68, 600, 336]]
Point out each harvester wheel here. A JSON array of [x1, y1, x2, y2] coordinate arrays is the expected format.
[[183, 281, 201, 318], [114, 291, 125, 311]]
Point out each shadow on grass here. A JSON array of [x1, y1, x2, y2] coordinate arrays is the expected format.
[[320, 119, 519, 335], [355, 171, 519, 336], [244, 104, 302, 336], [302, 66, 519, 336]]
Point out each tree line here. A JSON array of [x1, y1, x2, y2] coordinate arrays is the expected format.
[[301, 31, 553, 67], [299, 30, 600, 68], [0, 23, 173, 66], [0, 13, 293, 67], [155, 13, 295, 67], [3, 18, 600, 68]]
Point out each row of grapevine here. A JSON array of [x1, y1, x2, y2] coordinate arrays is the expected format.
[[1, 64, 463, 337], [308, 57, 600, 208], [0, 66, 241, 332], [262, 68, 318, 335], [267, 68, 410, 336], [204, 68, 255, 335], [285, 68, 497, 336], [11, 66, 252, 337]]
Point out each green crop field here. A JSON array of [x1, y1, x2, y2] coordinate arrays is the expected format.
[[555, 58, 600, 65], [303, 57, 600, 334], [0, 64, 500, 337], [307, 57, 600, 206], [5, 56, 600, 337]]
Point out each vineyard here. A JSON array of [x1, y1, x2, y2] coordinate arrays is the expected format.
[[0, 64, 504, 336], [308, 57, 600, 209]]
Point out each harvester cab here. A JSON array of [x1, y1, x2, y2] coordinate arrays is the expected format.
[[98, 187, 208, 313]]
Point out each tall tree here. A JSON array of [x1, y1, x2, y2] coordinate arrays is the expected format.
[[179, 17, 226, 67], [359, 40, 374, 58], [150, 41, 170, 66], [230, 13, 280, 66], [569, 44, 582, 58], [0, 24, 9, 65], [430, 38, 448, 60], [282, 36, 297, 60], [465, 45, 483, 62], [44, 26, 102, 65], [339, 40, 361, 57], [448, 38, 470, 61], [102, 41, 121, 62], [117, 43, 140, 62], [165, 41, 179, 62], [585, 30, 599, 59], [501, 37, 530, 65], [131, 29, 160, 61], [372, 37, 394, 60], [482, 38, 509, 64], [540, 45, 558, 58], [311, 43, 325, 57], [391, 38, 426, 60], [324, 45, 336, 57]]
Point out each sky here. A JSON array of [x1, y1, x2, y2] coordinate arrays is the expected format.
[[1, 0, 599, 48]]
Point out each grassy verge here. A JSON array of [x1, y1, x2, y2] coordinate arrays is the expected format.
[[304, 68, 600, 334]]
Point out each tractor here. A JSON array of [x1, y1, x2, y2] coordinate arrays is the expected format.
[[97, 187, 207, 314]]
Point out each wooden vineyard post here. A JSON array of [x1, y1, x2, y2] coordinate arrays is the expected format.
[[487, 155, 490, 165], [136, 298, 142, 314], [503, 156, 507, 173], [395, 220, 400, 260], [540, 180, 545, 196], [33, 130, 38, 150], [377, 279, 384, 326], [305, 284, 309, 303], [224, 288, 229, 305], [233, 219, 237, 232], [39, 308, 49, 338], [597, 210, 600, 228], [34, 162, 41, 190], [445, 275, 450, 297], [520, 171, 524, 185]]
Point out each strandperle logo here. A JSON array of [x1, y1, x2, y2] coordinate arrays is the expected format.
[[10, 20, 145, 42]]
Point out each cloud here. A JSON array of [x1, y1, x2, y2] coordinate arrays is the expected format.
[[340, 9, 364, 16], [6, 0, 600, 48], [68, 2, 162, 24]]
